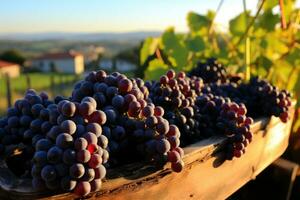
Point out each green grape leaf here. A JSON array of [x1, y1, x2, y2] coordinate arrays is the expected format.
[[161, 27, 188, 68], [263, 0, 278, 11], [185, 35, 205, 52], [144, 59, 168, 80], [284, 0, 296, 20], [187, 12, 210, 32], [140, 37, 159, 65], [256, 11, 279, 31], [229, 12, 251, 36], [286, 47, 300, 67], [261, 34, 289, 60]]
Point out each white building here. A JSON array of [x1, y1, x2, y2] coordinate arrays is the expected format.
[[0, 60, 20, 78], [32, 51, 84, 74], [99, 59, 136, 72]]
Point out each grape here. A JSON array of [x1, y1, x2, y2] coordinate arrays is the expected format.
[[171, 160, 184, 173], [30, 119, 43, 132], [76, 149, 91, 163], [41, 121, 52, 133], [95, 70, 107, 82], [167, 70, 176, 79], [69, 163, 85, 179], [90, 179, 102, 192], [20, 115, 32, 127], [86, 123, 102, 137], [74, 137, 88, 151], [60, 120, 76, 135], [31, 104, 44, 117], [94, 165, 106, 179], [79, 81, 94, 96], [36, 139, 52, 151], [63, 149, 76, 165], [61, 176, 76, 191], [118, 78, 133, 93], [47, 126, 61, 141], [145, 116, 157, 128], [79, 102, 95, 117], [87, 143, 98, 154], [55, 133, 73, 149], [8, 116, 20, 128], [156, 139, 171, 154], [47, 146, 63, 164], [88, 154, 102, 168], [112, 126, 126, 141], [154, 106, 164, 117], [142, 106, 154, 118], [74, 181, 91, 197], [112, 95, 125, 109], [41, 165, 57, 182], [174, 147, 184, 157], [168, 136, 180, 149], [97, 135, 108, 149], [104, 109, 117, 124], [167, 151, 181, 163], [82, 132, 98, 144], [87, 110, 106, 125], [167, 125, 180, 137], [102, 149, 109, 164], [81, 97, 97, 110], [82, 167, 95, 182], [74, 124, 85, 138], [33, 151, 48, 167], [31, 164, 42, 178], [156, 120, 170, 135], [106, 86, 118, 99]]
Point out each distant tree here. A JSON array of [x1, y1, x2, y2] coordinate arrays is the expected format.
[[0, 49, 25, 65]]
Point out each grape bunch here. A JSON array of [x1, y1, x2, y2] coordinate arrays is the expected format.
[[188, 58, 227, 84], [32, 98, 108, 197], [195, 94, 254, 159], [147, 70, 203, 146], [204, 77, 292, 123], [71, 70, 184, 172], [238, 77, 292, 123], [0, 89, 55, 170]]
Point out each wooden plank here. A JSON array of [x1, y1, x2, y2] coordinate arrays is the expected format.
[[0, 105, 295, 200], [272, 158, 299, 200]]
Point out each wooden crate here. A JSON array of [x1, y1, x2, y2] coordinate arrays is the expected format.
[[0, 105, 295, 200]]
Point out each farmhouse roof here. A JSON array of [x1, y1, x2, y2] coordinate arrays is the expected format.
[[0, 60, 19, 68], [35, 51, 83, 60]]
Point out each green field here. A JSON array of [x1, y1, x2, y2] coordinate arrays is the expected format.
[[0, 72, 81, 116]]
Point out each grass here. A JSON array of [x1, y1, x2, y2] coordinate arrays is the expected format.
[[0, 72, 82, 116]]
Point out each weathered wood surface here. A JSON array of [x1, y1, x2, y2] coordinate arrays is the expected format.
[[0, 105, 295, 200]]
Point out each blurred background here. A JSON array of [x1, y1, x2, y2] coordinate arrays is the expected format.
[[0, 1, 300, 198]]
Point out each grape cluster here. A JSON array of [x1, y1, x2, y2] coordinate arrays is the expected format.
[[0, 90, 55, 169], [238, 77, 292, 123], [32, 98, 108, 196], [71, 70, 184, 172], [147, 70, 203, 146], [188, 58, 227, 84], [195, 94, 253, 159], [204, 77, 292, 123]]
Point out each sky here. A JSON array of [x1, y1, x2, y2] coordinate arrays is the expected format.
[[0, 0, 299, 33]]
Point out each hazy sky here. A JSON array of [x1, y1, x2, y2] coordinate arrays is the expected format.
[[0, 0, 298, 33]]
